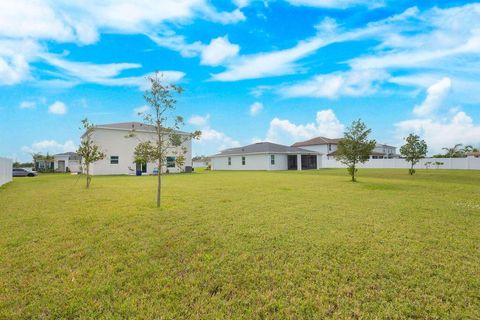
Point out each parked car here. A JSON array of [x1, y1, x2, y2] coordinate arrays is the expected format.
[[13, 168, 38, 177]]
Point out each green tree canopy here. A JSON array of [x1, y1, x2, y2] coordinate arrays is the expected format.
[[336, 119, 376, 182], [400, 133, 427, 175]]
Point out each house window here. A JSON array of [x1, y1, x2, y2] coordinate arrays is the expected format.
[[242, 156, 246, 165], [228, 157, 231, 165], [110, 156, 119, 164], [328, 144, 332, 151], [167, 156, 176, 168], [271, 155, 275, 165]]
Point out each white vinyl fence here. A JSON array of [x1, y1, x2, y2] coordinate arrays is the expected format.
[[0, 157, 13, 187], [322, 157, 480, 170]]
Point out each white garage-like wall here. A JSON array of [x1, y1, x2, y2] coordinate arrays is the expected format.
[[0, 157, 13, 187]]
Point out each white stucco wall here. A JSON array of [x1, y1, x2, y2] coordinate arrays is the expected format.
[[211, 153, 322, 171], [0, 157, 13, 186], [87, 128, 192, 175], [212, 154, 271, 170]]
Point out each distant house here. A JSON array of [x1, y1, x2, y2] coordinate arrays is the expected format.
[[34, 158, 54, 172], [192, 156, 211, 168], [292, 137, 398, 160], [54, 152, 81, 173], [81, 122, 192, 175], [210, 142, 321, 171], [467, 152, 480, 158]]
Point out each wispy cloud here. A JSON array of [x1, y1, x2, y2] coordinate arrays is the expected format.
[[249, 102, 263, 116], [21, 139, 76, 154], [188, 114, 211, 126], [48, 101, 67, 115]]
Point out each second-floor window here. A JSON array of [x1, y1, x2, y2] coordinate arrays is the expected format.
[[242, 156, 246, 165], [271, 155, 275, 165], [110, 156, 119, 164], [228, 157, 231, 165]]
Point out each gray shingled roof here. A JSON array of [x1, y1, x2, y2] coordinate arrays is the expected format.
[[212, 142, 319, 157], [292, 136, 342, 147]]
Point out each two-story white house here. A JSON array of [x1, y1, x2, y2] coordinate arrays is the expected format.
[[292, 137, 398, 160], [82, 122, 192, 175]]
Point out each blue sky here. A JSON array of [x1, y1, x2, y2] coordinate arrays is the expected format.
[[1, 0, 480, 162]]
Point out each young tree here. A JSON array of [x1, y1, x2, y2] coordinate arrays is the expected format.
[[130, 72, 200, 208], [336, 119, 376, 182], [77, 118, 106, 188], [400, 133, 427, 175]]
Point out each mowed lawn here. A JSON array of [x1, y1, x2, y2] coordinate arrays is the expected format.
[[0, 169, 479, 319]]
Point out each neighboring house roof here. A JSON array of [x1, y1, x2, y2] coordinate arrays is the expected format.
[[327, 150, 392, 157], [375, 143, 397, 149], [212, 142, 319, 157], [292, 137, 397, 149], [292, 136, 342, 147], [82, 122, 190, 137]]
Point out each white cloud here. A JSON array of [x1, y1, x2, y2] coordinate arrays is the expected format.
[[48, 101, 67, 115], [200, 36, 240, 66], [0, 0, 244, 44], [21, 139, 77, 154], [211, 37, 325, 81], [280, 69, 389, 99], [395, 78, 480, 154], [285, 0, 384, 9], [0, 0, 242, 87], [133, 105, 150, 115], [396, 112, 480, 154], [194, 126, 241, 155], [19, 101, 36, 109], [265, 109, 344, 145], [249, 102, 263, 116], [148, 33, 204, 58], [188, 114, 210, 126], [0, 39, 39, 85], [39, 54, 184, 89], [413, 77, 451, 117], [149, 33, 240, 67]]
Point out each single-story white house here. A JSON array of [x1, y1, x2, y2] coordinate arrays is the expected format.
[[83, 122, 192, 175], [292, 136, 398, 160], [54, 152, 81, 173], [210, 142, 321, 171]]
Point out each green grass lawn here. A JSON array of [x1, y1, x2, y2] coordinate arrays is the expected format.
[[0, 169, 479, 319]]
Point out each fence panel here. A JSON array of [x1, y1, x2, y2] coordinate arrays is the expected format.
[[0, 157, 13, 187], [321, 157, 480, 170]]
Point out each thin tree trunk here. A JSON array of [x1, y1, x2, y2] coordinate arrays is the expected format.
[[410, 162, 414, 175], [86, 163, 90, 188], [157, 159, 161, 208]]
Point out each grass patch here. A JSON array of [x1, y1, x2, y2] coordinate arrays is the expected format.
[[0, 169, 479, 318]]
